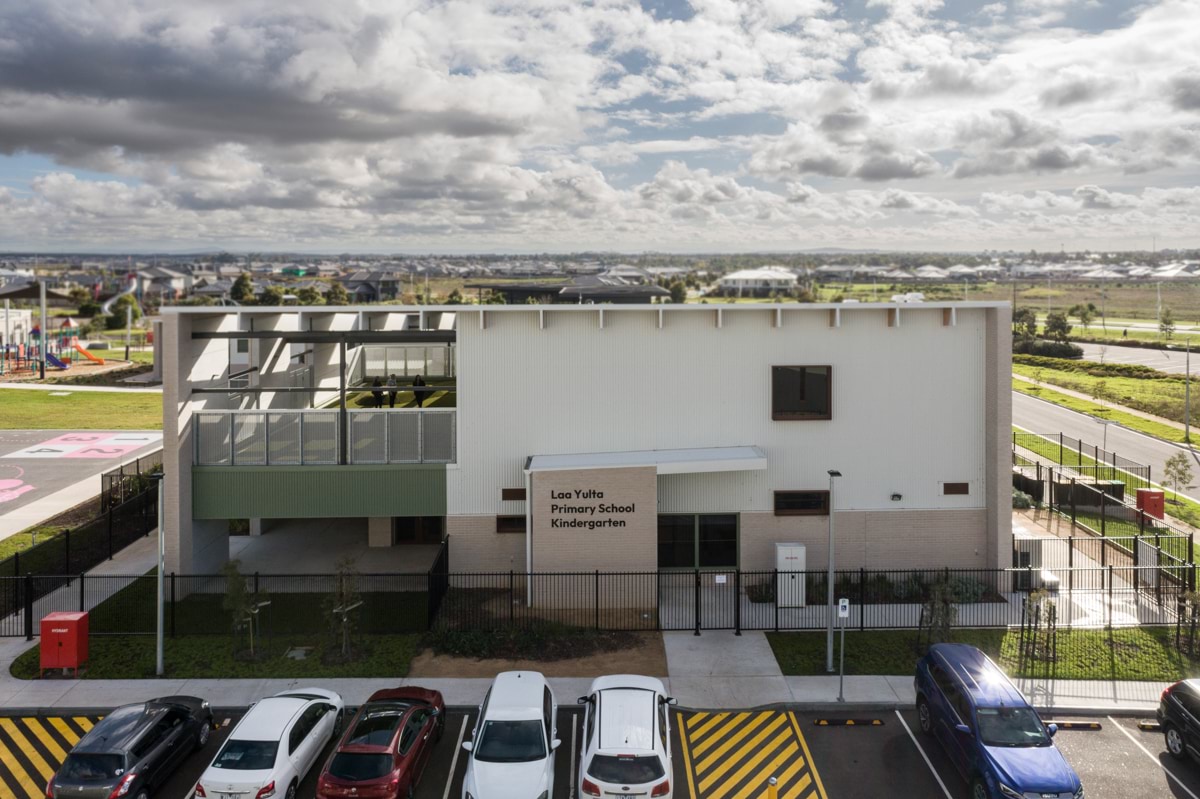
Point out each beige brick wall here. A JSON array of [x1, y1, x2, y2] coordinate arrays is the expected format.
[[447, 515, 527, 572], [740, 509, 990, 572], [531, 466, 657, 572]]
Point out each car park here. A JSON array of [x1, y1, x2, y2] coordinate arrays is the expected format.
[[193, 688, 344, 799], [316, 687, 445, 799], [1158, 678, 1200, 763], [46, 695, 213, 799], [914, 643, 1083, 799], [577, 675, 674, 799], [462, 671, 559, 799]]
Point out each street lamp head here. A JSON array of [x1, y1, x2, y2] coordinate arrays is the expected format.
[[827, 469, 842, 478]]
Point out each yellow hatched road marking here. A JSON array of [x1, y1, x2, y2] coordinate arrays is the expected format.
[[731, 741, 798, 799], [47, 719, 80, 746], [0, 740, 42, 799], [707, 734, 795, 799], [691, 712, 731, 741], [698, 713, 788, 792], [687, 711, 710, 729], [691, 712, 751, 758], [0, 720, 53, 782], [18, 720, 66, 766], [788, 712, 828, 799], [677, 712, 700, 799], [696, 712, 774, 772], [775, 755, 812, 799], [71, 718, 93, 733], [782, 772, 813, 799]]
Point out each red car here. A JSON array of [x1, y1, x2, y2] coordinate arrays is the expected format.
[[316, 687, 446, 799]]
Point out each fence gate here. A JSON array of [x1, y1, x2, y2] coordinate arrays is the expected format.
[[657, 570, 740, 633]]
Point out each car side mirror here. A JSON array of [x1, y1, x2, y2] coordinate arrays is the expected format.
[[1047, 723, 1058, 738], [551, 739, 561, 750], [577, 697, 588, 705], [955, 723, 971, 736], [430, 707, 441, 717], [667, 697, 678, 706], [461, 741, 474, 752]]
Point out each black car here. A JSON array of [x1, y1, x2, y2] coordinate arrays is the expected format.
[[1159, 679, 1200, 762], [48, 695, 213, 799]]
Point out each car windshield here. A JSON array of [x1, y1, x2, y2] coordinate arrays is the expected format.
[[347, 712, 405, 746], [212, 740, 279, 770], [328, 753, 393, 781], [976, 707, 1050, 747], [58, 754, 125, 781], [473, 720, 546, 763], [587, 755, 666, 784]]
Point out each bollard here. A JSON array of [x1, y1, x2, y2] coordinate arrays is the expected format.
[[768, 776, 778, 799]]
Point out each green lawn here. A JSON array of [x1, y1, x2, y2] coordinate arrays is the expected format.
[[0, 388, 162, 429], [1013, 380, 1190, 444], [9, 633, 421, 679], [1013, 362, 1193, 427], [767, 627, 1200, 681]]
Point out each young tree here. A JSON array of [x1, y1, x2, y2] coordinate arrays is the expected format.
[[325, 281, 350, 305], [1043, 311, 1072, 342], [324, 557, 362, 658], [104, 294, 143, 330], [1164, 452, 1195, 504], [231, 273, 256, 304], [296, 286, 325, 306], [1012, 308, 1038, 340], [1160, 307, 1176, 339], [444, 288, 466, 305], [1091, 379, 1107, 404], [258, 285, 286, 306], [222, 559, 267, 656], [1068, 303, 1093, 331]]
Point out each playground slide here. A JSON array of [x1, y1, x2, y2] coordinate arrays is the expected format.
[[102, 276, 137, 315], [73, 343, 105, 365], [45, 353, 69, 369]]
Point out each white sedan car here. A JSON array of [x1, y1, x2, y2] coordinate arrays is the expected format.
[[462, 671, 559, 799], [194, 688, 344, 799], [578, 676, 675, 799]]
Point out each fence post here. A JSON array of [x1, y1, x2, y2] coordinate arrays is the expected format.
[[594, 570, 599, 631], [12, 550, 17, 578], [1100, 491, 1106, 539], [1139, 509, 1145, 535], [1133, 535, 1140, 591], [78, 573, 85, 613], [734, 570, 741, 636], [773, 569, 779, 633], [1191, 536, 1197, 592], [509, 570, 514, 625], [1059, 432, 1064, 465], [170, 573, 176, 638], [1068, 538, 1074, 593], [694, 569, 701, 637], [1107, 565, 1114, 629], [107, 507, 114, 561], [859, 567, 866, 633], [64, 529, 70, 574], [1070, 478, 1076, 527], [23, 573, 33, 641]]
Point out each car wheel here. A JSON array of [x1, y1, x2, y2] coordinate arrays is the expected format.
[[334, 710, 344, 736], [134, 791, 149, 799], [406, 784, 414, 799], [1166, 723, 1188, 760], [916, 697, 933, 736], [436, 715, 445, 742], [285, 781, 297, 799], [968, 777, 989, 799], [197, 719, 211, 748]]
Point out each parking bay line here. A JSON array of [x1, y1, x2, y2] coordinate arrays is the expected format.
[[1108, 715, 1200, 799], [442, 715, 469, 799], [568, 713, 577, 799], [893, 710, 953, 799]]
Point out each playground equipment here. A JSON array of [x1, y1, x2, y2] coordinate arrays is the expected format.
[[102, 274, 137, 315], [73, 342, 104, 365], [46, 352, 68, 369]]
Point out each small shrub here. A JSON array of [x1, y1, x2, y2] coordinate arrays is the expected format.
[[1013, 339, 1084, 359], [746, 580, 775, 603], [1013, 489, 1034, 509]]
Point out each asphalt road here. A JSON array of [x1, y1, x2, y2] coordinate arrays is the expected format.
[[1012, 391, 1200, 504], [1077, 342, 1200, 376]]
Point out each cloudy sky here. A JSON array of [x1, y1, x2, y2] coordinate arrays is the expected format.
[[0, 0, 1198, 253]]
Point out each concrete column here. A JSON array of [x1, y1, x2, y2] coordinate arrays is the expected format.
[[368, 516, 393, 547], [249, 518, 266, 537], [984, 305, 1014, 569]]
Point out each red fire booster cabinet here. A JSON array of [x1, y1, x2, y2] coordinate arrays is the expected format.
[[40, 611, 88, 677]]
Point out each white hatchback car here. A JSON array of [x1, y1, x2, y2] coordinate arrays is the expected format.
[[462, 671, 559, 799], [577, 676, 675, 799], [193, 688, 345, 799]]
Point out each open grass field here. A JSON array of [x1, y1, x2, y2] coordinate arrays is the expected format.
[[1013, 379, 1189, 443], [0, 388, 162, 429], [1012, 363, 1192, 425]]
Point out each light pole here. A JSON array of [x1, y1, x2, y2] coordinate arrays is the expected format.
[[151, 473, 165, 676], [826, 469, 842, 673]]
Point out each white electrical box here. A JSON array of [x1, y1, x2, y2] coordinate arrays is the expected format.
[[775, 543, 807, 608]]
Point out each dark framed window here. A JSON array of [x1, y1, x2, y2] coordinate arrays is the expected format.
[[773, 491, 830, 516], [496, 515, 526, 534], [657, 514, 738, 569], [943, 483, 970, 496], [501, 488, 526, 501], [771, 365, 832, 420]]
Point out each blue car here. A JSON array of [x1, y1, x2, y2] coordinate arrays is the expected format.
[[914, 643, 1083, 799]]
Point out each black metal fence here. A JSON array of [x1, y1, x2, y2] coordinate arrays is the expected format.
[[1013, 431, 1152, 490], [100, 449, 163, 511], [4, 564, 1192, 639]]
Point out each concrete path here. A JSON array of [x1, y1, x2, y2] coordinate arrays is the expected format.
[[0, 382, 161, 393]]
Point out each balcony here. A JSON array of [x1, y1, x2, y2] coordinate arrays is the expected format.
[[194, 409, 456, 466]]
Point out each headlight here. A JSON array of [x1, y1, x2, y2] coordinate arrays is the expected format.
[[997, 783, 1023, 799], [537, 793, 548, 799], [1074, 787, 1085, 799], [465, 793, 474, 799]]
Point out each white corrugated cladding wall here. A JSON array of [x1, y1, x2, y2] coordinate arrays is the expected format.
[[447, 305, 988, 515]]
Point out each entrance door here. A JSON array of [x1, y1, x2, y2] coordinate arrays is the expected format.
[[393, 516, 444, 545]]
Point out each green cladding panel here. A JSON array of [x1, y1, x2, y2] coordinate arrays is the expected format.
[[192, 465, 447, 519]]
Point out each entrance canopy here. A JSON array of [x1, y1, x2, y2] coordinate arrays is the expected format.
[[525, 445, 767, 475]]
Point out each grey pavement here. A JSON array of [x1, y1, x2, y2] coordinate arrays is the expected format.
[[1076, 341, 1200, 375], [0, 382, 161, 393]]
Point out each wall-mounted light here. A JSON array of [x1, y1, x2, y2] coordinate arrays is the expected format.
[[891, 493, 902, 501]]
